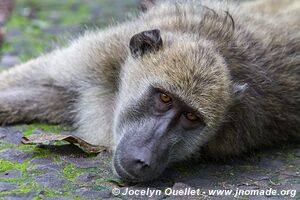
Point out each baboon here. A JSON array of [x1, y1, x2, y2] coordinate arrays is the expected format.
[[0, 0, 299, 182]]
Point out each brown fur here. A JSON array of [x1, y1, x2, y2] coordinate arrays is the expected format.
[[0, 0, 299, 160]]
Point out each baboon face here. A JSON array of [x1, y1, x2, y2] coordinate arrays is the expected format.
[[113, 29, 231, 182], [113, 87, 207, 182]]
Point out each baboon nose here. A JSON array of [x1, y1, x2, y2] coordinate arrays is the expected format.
[[119, 148, 154, 178], [134, 157, 151, 169], [114, 144, 169, 182]]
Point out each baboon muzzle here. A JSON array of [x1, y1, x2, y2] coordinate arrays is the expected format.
[[113, 117, 172, 182]]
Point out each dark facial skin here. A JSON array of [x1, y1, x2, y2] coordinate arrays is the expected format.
[[113, 87, 206, 182]]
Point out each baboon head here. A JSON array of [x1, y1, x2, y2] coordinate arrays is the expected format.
[[112, 29, 235, 182]]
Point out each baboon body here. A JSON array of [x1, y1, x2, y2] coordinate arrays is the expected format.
[[0, 0, 299, 181]]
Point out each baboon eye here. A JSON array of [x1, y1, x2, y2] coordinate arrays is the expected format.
[[185, 112, 199, 121], [160, 93, 172, 103]]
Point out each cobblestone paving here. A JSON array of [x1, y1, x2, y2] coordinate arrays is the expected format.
[[0, 1, 299, 199]]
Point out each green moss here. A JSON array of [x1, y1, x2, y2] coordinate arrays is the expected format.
[[63, 163, 82, 182], [0, 143, 16, 151], [286, 152, 299, 166], [0, 160, 16, 173], [239, 165, 259, 171], [106, 178, 126, 187], [0, 188, 32, 195], [1, 182, 32, 195], [0, 171, 72, 197], [16, 144, 38, 151], [0, 160, 28, 173], [18, 123, 70, 136], [17, 145, 50, 159], [42, 190, 70, 198], [236, 197, 249, 200], [269, 175, 280, 186]]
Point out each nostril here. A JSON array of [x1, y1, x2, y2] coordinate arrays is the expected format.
[[135, 159, 150, 169]]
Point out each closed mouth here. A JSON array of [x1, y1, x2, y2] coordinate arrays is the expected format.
[[113, 153, 137, 181]]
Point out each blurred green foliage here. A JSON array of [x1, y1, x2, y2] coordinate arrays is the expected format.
[[2, 0, 138, 61]]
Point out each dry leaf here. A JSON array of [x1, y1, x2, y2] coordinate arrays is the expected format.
[[22, 134, 106, 153]]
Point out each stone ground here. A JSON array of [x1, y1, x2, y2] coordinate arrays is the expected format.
[[0, 1, 299, 199]]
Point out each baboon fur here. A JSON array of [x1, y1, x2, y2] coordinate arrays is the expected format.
[[0, 0, 299, 179]]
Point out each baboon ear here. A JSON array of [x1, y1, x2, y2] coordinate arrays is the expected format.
[[129, 29, 163, 58]]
